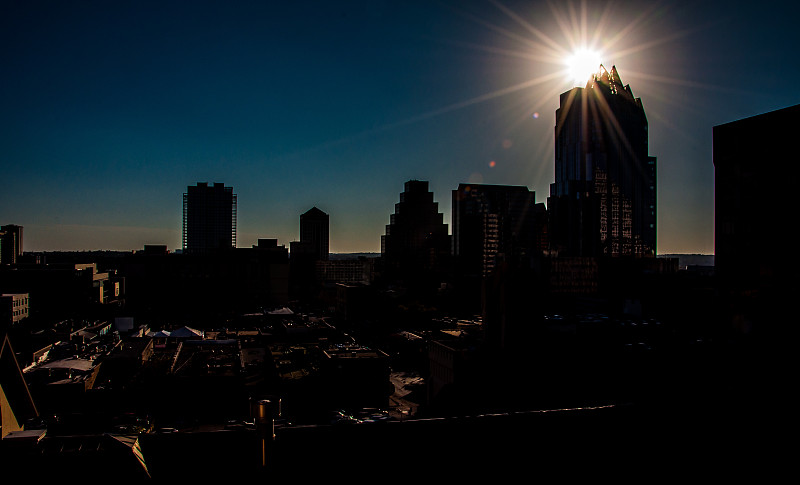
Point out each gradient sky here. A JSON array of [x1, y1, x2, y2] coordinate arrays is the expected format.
[[2, 0, 799, 254]]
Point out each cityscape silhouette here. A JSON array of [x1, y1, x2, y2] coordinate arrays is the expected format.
[[2, 1, 797, 482]]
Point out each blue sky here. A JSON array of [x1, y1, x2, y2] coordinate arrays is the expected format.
[[2, 0, 799, 253]]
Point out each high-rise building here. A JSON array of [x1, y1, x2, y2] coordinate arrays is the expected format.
[[452, 183, 547, 278], [289, 207, 330, 300], [548, 65, 657, 258], [300, 207, 329, 261], [0, 225, 23, 265], [182, 183, 237, 254], [713, 104, 798, 415], [714, 104, 800, 336], [381, 180, 450, 286]]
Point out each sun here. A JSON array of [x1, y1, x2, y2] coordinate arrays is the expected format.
[[565, 48, 603, 86]]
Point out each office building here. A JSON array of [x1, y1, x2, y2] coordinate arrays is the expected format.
[[714, 104, 800, 337], [0, 224, 23, 265], [548, 65, 656, 258], [182, 182, 237, 254], [0, 263, 122, 320], [316, 258, 374, 286], [713, 104, 799, 427], [1, 293, 30, 328], [289, 207, 330, 300], [300, 207, 329, 262], [381, 180, 450, 286], [452, 183, 546, 278]]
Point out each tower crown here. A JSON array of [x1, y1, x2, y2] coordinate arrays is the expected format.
[[588, 64, 635, 99]]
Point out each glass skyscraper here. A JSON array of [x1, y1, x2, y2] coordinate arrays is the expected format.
[[548, 65, 657, 258]]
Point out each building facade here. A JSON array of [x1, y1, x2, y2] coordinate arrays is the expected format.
[[182, 182, 237, 254], [548, 65, 656, 258], [316, 259, 374, 285], [1, 293, 30, 329]]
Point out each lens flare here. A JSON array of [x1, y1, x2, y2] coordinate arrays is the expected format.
[[565, 48, 602, 86]]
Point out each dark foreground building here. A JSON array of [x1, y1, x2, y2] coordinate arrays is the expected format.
[[548, 65, 657, 258], [714, 103, 800, 340], [710, 104, 798, 467], [451, 183, 547, 314], [121, 240, 289, 322]]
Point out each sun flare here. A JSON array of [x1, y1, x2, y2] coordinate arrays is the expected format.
[[565, 48, 602, 86]]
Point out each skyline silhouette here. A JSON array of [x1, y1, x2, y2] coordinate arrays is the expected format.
[[3, 67, 791, 485], [3, 0, 799, 255]]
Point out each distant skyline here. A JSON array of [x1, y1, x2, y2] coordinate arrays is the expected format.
[[3, 0, 799, 254]]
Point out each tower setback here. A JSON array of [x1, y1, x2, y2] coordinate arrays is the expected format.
[[381, 180, 450, 286]]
